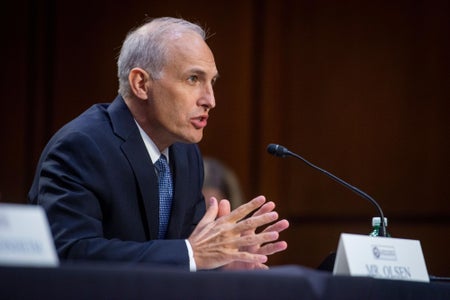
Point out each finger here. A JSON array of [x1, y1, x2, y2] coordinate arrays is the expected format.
[[234, 211, 279, 233], [205, 196, 212, 209], [234, 231, 280, 249], [230, 251, 268, 265], [192, 197, 219, 233], [260, 219, 290, 234], [236, 203, 276, 237], [251, 263, 270, 270], [221, 261, 269, 270], [250, 201, 275, 218], [257, 241, 288, 256], [219, 195, 266, 224], [217, 199, 231, 218]]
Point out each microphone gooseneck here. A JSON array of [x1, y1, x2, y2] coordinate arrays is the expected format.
[[267, 143, 388, 237]]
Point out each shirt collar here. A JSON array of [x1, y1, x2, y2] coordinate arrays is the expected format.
[[135, 120, 169, 164]]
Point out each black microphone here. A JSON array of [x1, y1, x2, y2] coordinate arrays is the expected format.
[[267, 143, 388, 237]]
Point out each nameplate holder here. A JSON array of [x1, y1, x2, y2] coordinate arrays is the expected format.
[[0, 203, 59, 267], [333, 233, 429, 282]]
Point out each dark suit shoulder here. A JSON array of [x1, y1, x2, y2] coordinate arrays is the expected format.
[[54, 103, 112, 137]]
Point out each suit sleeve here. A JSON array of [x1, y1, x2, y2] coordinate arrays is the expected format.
[[29, 130, 191, 269]]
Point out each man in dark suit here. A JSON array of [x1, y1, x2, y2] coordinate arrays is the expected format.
[[28, 17, 289, 271]]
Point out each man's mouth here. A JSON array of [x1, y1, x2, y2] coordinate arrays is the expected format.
[[191, 115, 208, 129]]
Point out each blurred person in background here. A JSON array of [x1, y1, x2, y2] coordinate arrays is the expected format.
[[203, 157, 245, 210]]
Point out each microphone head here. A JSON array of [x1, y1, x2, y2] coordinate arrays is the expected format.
[[267, 144, 289, 157]]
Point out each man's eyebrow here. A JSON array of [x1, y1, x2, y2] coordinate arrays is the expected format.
[[188, 68, 219, 79]]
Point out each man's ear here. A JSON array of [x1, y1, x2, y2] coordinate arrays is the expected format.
[[128, 68, 152, 100]]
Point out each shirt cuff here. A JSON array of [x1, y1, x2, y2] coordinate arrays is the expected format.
[[184, 239, 197, 272]]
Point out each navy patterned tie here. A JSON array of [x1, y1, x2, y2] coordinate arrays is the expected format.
[[154, 155, 173, 239]]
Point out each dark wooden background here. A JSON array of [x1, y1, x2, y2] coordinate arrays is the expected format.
[[1, 1, 449, 276]]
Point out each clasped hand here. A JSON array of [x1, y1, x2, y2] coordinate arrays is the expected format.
[[188, 195, 289, 270]]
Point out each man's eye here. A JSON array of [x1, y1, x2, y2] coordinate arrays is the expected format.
[[188, 75, 199, 83]]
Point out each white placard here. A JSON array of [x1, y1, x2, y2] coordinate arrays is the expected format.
[[0, 203, 59, 267], [333, 233, 429, 282]]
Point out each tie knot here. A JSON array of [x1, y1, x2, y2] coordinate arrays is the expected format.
[[155, 155, 169, 173]]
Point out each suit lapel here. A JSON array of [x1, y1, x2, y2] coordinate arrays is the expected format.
[[108, 96, 159, 240]]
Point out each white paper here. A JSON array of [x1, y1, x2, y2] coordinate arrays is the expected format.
[[0, 203, 59, 267]]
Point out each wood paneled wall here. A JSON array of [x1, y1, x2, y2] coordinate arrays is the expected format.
[[1, 0, 448, 276]]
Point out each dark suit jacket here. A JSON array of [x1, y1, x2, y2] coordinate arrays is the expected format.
[[28, 95, 206, 269]]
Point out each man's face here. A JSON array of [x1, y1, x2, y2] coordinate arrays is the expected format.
[[146, 32, 219, 150]]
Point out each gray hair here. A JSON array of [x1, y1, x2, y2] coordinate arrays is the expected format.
[[117, 17, 206, 98]]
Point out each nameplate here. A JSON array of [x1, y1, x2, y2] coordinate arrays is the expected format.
[[333, 233, 429, 282], [0, 203, 59, 267]]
